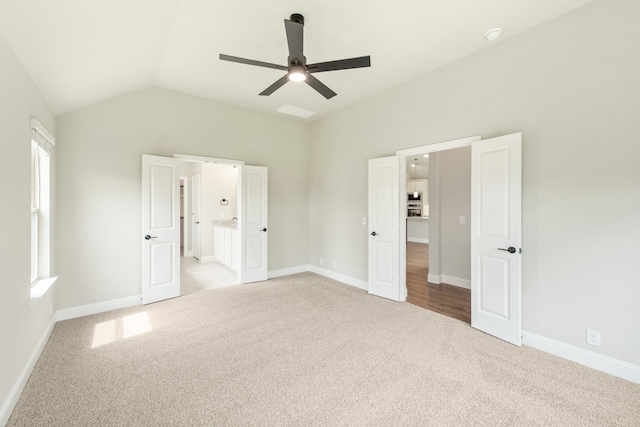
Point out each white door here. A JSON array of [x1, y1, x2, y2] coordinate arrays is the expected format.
[[239, 166, 268, 283], [368, 156, 402, 301], [471, 133, 522, 345], [191, 174, 201, 260], [141, 155, 180, 304]]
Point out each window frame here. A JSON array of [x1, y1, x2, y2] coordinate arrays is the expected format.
[[30, 119, 57, 303]]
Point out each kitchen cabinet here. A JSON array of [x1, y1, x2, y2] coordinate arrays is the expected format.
[[407, 179, 429, 217]]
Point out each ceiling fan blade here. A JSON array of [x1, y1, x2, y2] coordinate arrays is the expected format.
[[284, 19, 304, 63], [305, 74, 337, 99], [220, 54, 288, 71], [259, 74, 290, 96], [307, 56, 371, 73]]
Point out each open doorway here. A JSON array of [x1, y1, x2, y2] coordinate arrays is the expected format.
[[404, 150, 471, 323], [368, 133, 522, 344], [142, 153, 269, 305], [179, 160, 239, 295]]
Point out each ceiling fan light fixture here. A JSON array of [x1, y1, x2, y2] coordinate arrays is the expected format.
[[288, 66, 307, 82]]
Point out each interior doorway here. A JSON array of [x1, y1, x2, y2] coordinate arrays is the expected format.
[[142, 153, 269, 305], [179, 160, 240, 296], [405, 243, 471, 323], [367, 133, 522, 344], [398, 139, 477, 322]]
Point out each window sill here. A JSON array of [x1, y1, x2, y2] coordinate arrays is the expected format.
[[30, 276, 58, 306]]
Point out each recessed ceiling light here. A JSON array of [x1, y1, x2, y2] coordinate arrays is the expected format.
[[411, 164, 416, 167], [485, 28, 503, 41], [423, 154, 429, 158]]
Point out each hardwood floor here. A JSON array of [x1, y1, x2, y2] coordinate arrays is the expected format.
[[406, 241, 471, 323]]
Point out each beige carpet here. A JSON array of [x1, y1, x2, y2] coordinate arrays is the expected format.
[[8, 273, 640, 426]]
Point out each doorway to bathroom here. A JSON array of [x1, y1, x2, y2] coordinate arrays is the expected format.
[[142, 153, 269, 304], [180, 160, 240, 295]]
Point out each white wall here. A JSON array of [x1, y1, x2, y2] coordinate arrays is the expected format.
[[56, 87, 310, 310], [0, 35, 57, 422], [309, 0, 640, 365], [406, 219, 428, 243], [426, 148, 471, 284], [427, 156, 441, 279], [439, 148, 471, 283]]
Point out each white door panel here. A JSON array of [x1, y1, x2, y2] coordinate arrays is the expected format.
[[150, 242, 174, 285], [471, 133, 522, 345], [142, 155, 180, 304], [368, 156, 402, 301], [478, 255, 510, 317], [240, 166, 268, 283]]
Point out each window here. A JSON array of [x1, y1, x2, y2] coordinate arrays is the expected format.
[[30, 119, 56, 301]]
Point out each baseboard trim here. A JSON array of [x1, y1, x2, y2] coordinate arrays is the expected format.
[[268, 265, 310, 279], [522, 330, 640, 384], [309, 266, 369, 291], [0, 316, 56, 426], [407, 238, 429, 244], [441, 275, 470, 289], [426, 273, 470, 289], [56, 295, 141, 321]]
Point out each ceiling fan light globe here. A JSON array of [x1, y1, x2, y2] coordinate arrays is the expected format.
[[288, 66, 307, 82]]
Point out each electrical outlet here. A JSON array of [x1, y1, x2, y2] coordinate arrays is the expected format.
[[320, 258, 324, 266], [586, 328, 601, 347], [362, 217, 367, 225], [459, 216, 466, 225], [333, 261, 338, 270]]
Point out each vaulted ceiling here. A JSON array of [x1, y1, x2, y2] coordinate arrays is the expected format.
[[0, 0, 594, 119]]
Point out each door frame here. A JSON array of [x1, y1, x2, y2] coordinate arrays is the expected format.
[[395, 135, 481, 300], [191, 174, 201, 260], [180, 176, 191, 257]]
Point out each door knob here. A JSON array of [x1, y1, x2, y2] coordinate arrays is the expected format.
[[498, 246, 517, 253], [195, 221, 200, 224], [261, 228, 267, 232], [144, 235, 157, 240], [371, 231, 378, 236]]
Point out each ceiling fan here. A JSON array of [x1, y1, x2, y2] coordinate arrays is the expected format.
[[219, 13, 371, 99]]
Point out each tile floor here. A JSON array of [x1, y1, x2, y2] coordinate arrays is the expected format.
[[180, 256, 238, 296]]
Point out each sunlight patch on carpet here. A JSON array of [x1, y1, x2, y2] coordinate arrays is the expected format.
[[91, 312, 152, 348]]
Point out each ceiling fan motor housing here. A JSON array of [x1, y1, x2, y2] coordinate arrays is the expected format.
[[289, 13, 304, 25]]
